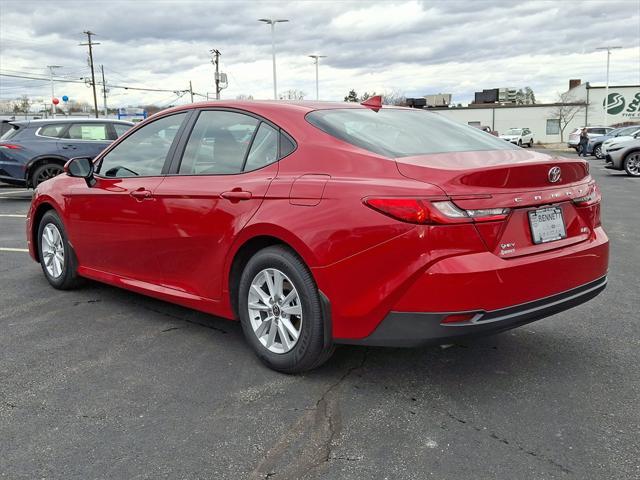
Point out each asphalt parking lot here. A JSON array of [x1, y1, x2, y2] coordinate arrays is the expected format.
[[1, 151, 638, 480]]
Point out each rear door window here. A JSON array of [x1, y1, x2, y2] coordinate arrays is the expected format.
[[113, 123, 132, 138], [38, 124, 69, 138], [178, 111, 259, 175], [67, 123, 110, 141]]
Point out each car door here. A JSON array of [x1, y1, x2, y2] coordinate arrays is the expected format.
[[152, 109, 285, 300], [59, 122, 112, 159], [63, 112, 190, 283]]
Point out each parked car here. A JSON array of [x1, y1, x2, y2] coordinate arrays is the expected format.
[[499, 127, 534, 147], [567, 126, 614, 151], [0, 118, 133, 187], [600, 129, 640, 157], [27, 99, 609, 372], [472, 125, 498, 136], [604, 138, 640, 176], [586, 125, 640, 159]]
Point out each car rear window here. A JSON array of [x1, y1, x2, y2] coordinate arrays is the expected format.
[[113, 123, 132, 138], [306, 108, 518, 158]]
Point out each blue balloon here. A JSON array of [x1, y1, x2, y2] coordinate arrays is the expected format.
[[62, 95, 69, 102]]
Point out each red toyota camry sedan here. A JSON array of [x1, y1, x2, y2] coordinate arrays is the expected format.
[[27, 99, 609, 372]]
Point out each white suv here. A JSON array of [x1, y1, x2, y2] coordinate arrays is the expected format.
[[499, 128, 534, 147]]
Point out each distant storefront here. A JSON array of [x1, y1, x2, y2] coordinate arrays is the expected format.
[[432, 80, 640, 143]]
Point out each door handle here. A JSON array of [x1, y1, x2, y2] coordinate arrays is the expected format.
[[61, 145, 77, 150], [130, 188, 153, 200], [220, 190, 252, 201]]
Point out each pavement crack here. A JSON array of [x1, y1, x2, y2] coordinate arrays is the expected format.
[[248, 348, 369, 480], [160, 326, 184, 333], [138, 304, 228, 334], [446, 410, 572, 474]]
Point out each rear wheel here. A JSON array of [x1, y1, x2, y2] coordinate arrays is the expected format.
[[528, 139, 534, 148], [238, 245, 334, 373], [593, 144, 603, 159], [37, 210, 81, 289], [518, 139, 522, 147], [623, 152, 640, 177], [32, 163, 63, 187]]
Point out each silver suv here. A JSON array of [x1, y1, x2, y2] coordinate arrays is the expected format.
[[567, 126, 613, 150]]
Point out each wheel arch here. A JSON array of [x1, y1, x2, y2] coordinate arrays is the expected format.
[[31, 202, 58, 263]]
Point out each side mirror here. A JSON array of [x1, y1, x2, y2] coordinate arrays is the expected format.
[[64, 157, 95, 187]]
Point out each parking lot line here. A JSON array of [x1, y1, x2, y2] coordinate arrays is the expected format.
[[0, 190, 28, 195], [0, 247, 29, 252], [0, 214, 27, 218]]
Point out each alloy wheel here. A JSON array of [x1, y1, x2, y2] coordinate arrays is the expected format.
[[625, 153, 640, 176], [594, 145, 602, 159], [248, 268, 303, 354], [41, 223, 65, 278], [35, 165, 63, 186]]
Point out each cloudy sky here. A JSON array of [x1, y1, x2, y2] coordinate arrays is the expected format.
[[1, 0, 639, 109]]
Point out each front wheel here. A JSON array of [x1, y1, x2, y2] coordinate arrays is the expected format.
[[37, 210, 81, 289], [238, 246, 334, 373], [623, 152, 640, 177]]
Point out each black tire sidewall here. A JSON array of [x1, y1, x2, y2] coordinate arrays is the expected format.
[[37, 210, 76, 289], [238, 246, 325, 373]]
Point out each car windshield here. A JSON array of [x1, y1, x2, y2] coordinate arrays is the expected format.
[[615, 126, 639, 136], [0, 124, 20, 141], [505, 129, 522, 135], [306, 108, 517, 158]]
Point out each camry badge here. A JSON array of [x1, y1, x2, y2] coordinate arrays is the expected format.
[[548, 166, 562, 183]]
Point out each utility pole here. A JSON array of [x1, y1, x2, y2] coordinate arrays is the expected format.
[[80, 31, 100, 118], [47, 65, 62, 118], [308, 55, 326, 100], [258, 19, 289, 100], [100, 65, 108, 117], [189, 81, 194, 103], [596, 46, 622, 127], [211, 49, 221, 99]]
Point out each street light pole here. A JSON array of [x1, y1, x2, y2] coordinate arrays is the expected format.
[[259, 18, 289, 100], [308, 55, 326, 100], [596, 46, 622, 127], [47, 65, 62, 118]]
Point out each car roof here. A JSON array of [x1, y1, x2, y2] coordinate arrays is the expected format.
[[160, 100, 391, 116]]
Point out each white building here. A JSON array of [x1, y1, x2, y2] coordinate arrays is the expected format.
[[431, 80, 640, 143]]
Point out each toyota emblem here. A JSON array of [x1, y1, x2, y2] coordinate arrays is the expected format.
[[548, 166, 562, 183]]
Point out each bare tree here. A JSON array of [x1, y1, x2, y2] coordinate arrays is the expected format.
[[382, 88, 406, 106], [549, 92, 585, 142]]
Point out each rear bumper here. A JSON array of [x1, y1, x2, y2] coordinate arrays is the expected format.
[[338, 275, 607, 347]]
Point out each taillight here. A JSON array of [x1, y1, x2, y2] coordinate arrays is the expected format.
[[573, 183, 602, 227], [0, 143, 21, 150], [364, 197, 511, 224]]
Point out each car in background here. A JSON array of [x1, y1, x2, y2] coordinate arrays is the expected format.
[[27, 99, 608, 372], [567, 126, 614, 151], [586, 125, 640, 159], [499, 127, 534, 147], [0, 118, 133, 187], [601, 129, 640, 157], [472, 125, 499, 136], [604, 138, 640, 176]]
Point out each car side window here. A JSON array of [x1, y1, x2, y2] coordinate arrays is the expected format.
[[38, 124, 69, 138], [98, 113, 187, 178], [113, 123, 132, 138], [244, 123, 279, 171], [178, 111, 259, 175], [67, 123, 110, 141]]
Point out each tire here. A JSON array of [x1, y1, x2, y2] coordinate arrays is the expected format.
[[623, 152, 640, 177], [238, 245, 334, 373], [528, 139, 534, 148], [37, 210, 81, 290], [32, 163, 64, 188], [517, 139, 522, 147], [593, 144, 603, 159]]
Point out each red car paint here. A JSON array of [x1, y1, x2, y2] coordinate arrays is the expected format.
[[27, 101, 608, 343]]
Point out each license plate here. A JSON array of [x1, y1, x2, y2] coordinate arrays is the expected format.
[[528, 207, 566, 244]]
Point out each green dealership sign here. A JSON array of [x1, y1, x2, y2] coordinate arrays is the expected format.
[[603, 92, 640, 118]]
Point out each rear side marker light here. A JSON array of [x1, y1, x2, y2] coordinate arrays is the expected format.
[[0, 144, 21, 150]]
